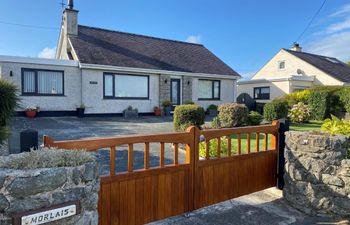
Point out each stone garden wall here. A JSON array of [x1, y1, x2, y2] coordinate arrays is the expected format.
[[284, 131, 350, 217], [0, 141, 9, 156], [0, 150, 100, 225]]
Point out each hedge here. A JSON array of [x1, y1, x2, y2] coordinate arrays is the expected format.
[[247, 111, 263, 126], [217, 103, 248, 127], [0, 80, 19, 144], [263, 99, 288, 121], [173, 104, 205, 131]]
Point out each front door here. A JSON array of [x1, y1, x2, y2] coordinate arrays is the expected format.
[[170, 79, 181, 110]]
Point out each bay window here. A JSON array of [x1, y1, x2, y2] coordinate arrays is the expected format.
[[104, 73, 149, 99], [22, 69, 64, 95], [198, 79, 220, 100]]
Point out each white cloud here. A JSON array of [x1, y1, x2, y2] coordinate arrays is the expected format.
[[306, 31, 350, 62], [326, 17, 350, 34], [329, 3, 350, 17], [38, 47, 56, 59], [185, 35, 202, 44]]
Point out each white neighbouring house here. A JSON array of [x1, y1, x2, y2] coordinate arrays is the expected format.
[[237, 43, 350, 110], [0, 0, 240, 116]]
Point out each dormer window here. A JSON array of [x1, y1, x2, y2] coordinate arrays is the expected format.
[[278, 61, 285, 70]]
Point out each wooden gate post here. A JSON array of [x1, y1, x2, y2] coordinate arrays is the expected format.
[[276, 118, 289, 190], [185, 126, 200, 212]]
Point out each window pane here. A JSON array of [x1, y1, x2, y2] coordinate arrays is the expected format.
[[279, 61, 285, 69], [213, 81, 220, 98], [261, 87, 270, 94], [23, 71, 35, 93], [104, 75, 113, 97], [37, 71, 63, 94], [115, 75, 148, 98], [198, 80, 212, 99]]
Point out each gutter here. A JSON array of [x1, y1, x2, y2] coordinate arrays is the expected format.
[[79, 63, 240, 80]]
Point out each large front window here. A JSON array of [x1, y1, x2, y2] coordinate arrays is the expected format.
[[198, 79, 220, 100], [22, 69, 64, 95], [104, 73, 149, 99], [254, 87, 270, 100]]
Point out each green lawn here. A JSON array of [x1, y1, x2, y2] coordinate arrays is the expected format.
[[200, 121, 324, 158], [289, 120, 323, 131]]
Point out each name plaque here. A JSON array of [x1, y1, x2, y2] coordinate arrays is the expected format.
[[13, 201, 80, 225]]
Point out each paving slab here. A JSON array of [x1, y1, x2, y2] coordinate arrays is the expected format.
[[149, 188, 349, 225]]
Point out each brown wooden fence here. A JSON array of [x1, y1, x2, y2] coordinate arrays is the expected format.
[[44, 121, 280, 225]]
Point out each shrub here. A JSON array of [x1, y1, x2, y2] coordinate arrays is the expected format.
[[0, 148, 93, 169], [321, 115, 350, 136], [0, 80, 19, 144], [247, 111, 263, 126], [263, 99, 288, 121], [173, 104, 205, 131], [217, 103, 248, 128], [162, 100, 172, 108], [288, 102, 311, 123], [338, 87, 350, 113], [199, 137, 232, 158], [207, 104, 218, 111], [211, 116, 221, 128], [281, 89, 311, 107], [308, 89, 329, 120]]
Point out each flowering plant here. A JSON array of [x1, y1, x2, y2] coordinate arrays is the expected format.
[[288, 102, 310, 123], [25, 105, 40, 112]]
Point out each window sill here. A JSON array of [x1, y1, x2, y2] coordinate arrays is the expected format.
[[103, 97, 150, 100], [198, 98, 221, 101], [21, 94, 66, 97]]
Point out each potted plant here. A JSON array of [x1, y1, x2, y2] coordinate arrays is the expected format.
[[25, 105, 39, 118], [76, 104, 85, 118], [123, 106, 138, 118], [154, 106, 161, 116], [162, 100, 172, 116], [207, 104, 218, 116]]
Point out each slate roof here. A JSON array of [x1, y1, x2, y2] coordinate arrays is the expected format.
[[69, 25, 240, 76], [284, 49, 350, 83]]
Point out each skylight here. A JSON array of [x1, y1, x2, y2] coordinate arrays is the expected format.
[[325, 57, 340, 64]]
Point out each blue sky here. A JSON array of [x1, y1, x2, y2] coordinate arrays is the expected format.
[[0, 0, 350, 79]]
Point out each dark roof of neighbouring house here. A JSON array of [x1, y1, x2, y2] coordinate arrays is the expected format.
[[69, 25, 240, 76], [284, 48, 350, 83]]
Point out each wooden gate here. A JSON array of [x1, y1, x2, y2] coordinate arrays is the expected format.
[[44, 121, 280, 225]]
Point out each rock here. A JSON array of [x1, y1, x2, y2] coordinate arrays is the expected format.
[[6, 197, 49, 214], [7, 168, 67, 198], [321, 174, 344, 187], [72, 168, 81, 185], [52, 187, 86, 205], [83, 162, 97, 182], [0, 173, 5, 188], [0, 194, 9, 211]]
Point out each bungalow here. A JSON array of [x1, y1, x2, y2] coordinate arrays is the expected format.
[[237, 43, 350, 111], [0, 0, 240, 116]]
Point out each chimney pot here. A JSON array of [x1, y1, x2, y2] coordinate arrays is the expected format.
[[291, 42, 302, 52], [68, 0, 74, 9]]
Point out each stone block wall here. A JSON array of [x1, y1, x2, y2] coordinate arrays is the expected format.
[[182, 77, 193, 103], [0, 154, 100, 225], [159, 75, 171, 106], [284, 131, 350, 217]]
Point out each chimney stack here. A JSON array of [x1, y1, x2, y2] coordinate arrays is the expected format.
[[291, 42, 302, 52], [63, 0, 78, 36]]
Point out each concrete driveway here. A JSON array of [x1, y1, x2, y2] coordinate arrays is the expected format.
[[149, 188, 349, 225]]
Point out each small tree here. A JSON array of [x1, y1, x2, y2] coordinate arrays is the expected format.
[[0, 80, 19, 144]]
